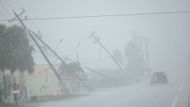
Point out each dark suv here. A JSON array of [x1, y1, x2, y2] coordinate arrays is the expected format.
[[150, 72, 168, 85]]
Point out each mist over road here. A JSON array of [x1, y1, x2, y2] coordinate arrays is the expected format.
[[39, 76, 189, 107]]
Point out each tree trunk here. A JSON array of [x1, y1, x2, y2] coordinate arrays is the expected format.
[[2, 71, 8, 102], [11, 72, 18, 105], [19, 71, 26, 103]]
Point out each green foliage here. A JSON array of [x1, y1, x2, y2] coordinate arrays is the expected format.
[[0, 24, 34, 73]]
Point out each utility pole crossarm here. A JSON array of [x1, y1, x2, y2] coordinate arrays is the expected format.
[[12, 11, 62, 81], [9, 9, 25, 23], [90, 33, 124, 72]]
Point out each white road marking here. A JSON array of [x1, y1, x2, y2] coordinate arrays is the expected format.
[[171, 96, 178, 107]]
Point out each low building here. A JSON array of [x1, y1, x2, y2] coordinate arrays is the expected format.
[[26, 64, 62, 97], [0, 63, 84, 102]]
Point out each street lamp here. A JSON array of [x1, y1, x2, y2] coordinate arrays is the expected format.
[[55, 38, 64, 52]]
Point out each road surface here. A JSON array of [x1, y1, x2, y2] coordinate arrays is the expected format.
[[37, 80, 190, 107]]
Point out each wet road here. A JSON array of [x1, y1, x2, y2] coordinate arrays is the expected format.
[[38, 69, 190, 107], [38, 83, 188, 107]]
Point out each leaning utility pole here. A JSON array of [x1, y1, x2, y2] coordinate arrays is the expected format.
[[11, 10, 117, 92], [31, 32, 93, 91], [11, 10, 94, 92], [89, 33, 124, 72], [11, 10, 62, 82], [144, 37, 149, 66], [31, 32, 66, 65]]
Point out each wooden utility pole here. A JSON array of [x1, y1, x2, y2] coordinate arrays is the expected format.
[[12, 10, 62, 82], [31, 32, 66, 65], [89, 33, 124, 72], [11, 10, 95, 92], [144, 37, 149, 66], [11, 10, 117, 92]]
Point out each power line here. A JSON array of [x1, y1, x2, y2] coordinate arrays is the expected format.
[[1, 10, 190, 22]]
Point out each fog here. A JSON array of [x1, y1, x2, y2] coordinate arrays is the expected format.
[[1, 0, 190, 70], [0, 0, 190, 107]]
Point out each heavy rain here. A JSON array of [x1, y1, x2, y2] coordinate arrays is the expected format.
[[0, 0, 190, 107]]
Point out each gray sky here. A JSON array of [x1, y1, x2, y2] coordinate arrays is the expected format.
[[0, 0, 190, 71]]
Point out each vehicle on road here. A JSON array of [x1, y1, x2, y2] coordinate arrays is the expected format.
[[150, 72, 168, 85]]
